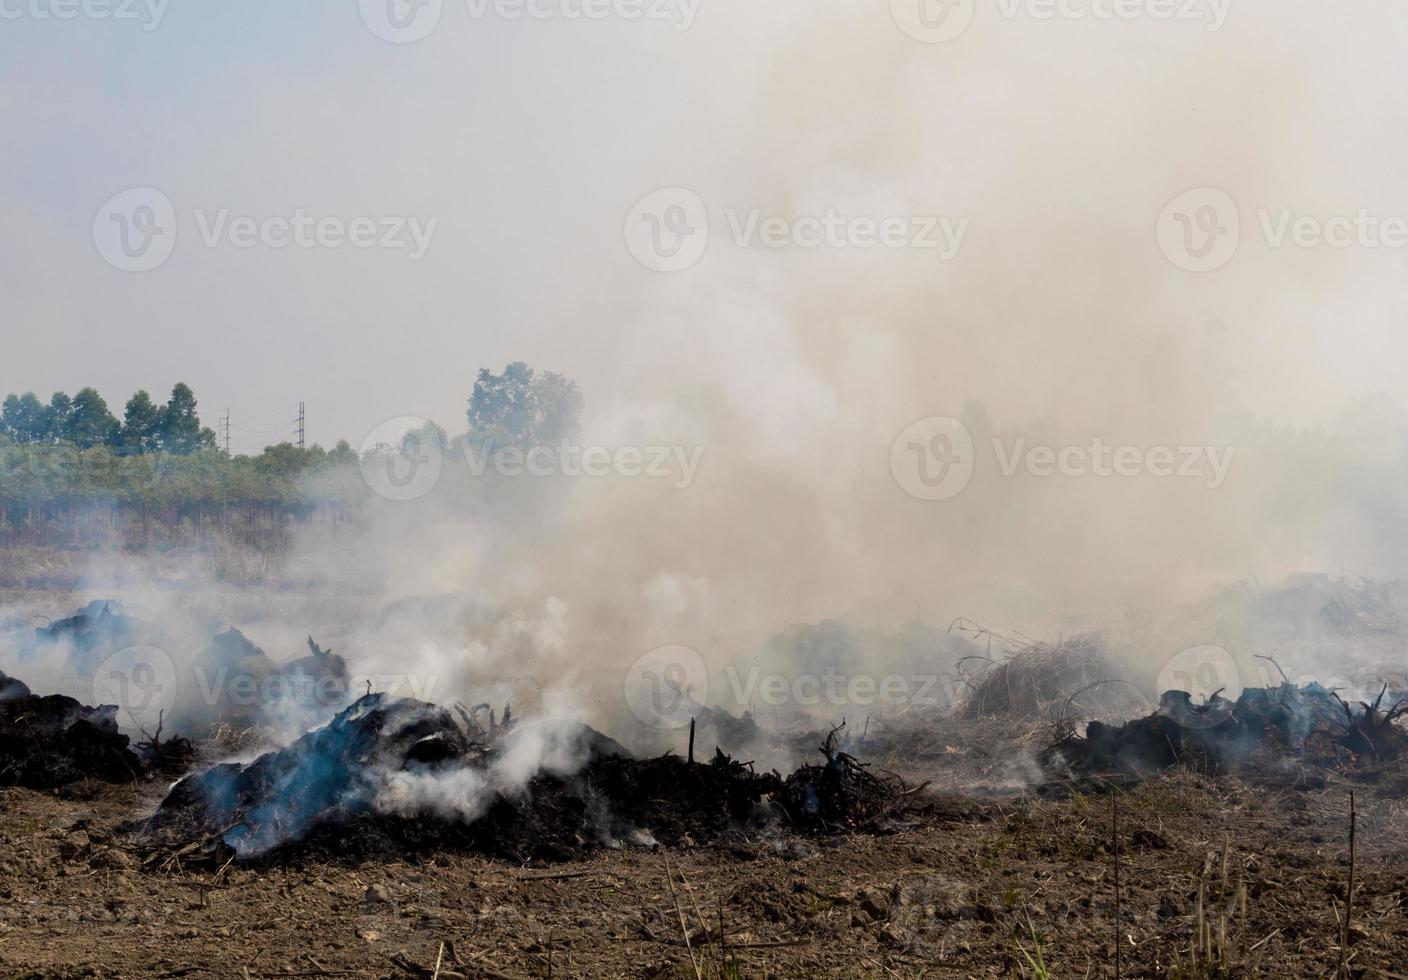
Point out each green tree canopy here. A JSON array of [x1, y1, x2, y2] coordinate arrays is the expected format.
[[467, 362, 582, 448], [65, 388, 119, 449], [121, 390, 163, 454], [43, 392, 74, 444], [160, 383, 216, 454], [1, 392, 46, 444]]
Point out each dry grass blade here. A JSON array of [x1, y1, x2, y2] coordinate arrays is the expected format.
[[663, 853, 702, 980]]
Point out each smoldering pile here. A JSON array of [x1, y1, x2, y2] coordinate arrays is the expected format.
[[1043, 680, 1408, 783], [954, 628, 1148, 722], [134, 695, 925, 867], [0, 669, 191, 788], [27, 600, 161, 675], [20, 600, 349, 736], [0, 599, 355, 789]]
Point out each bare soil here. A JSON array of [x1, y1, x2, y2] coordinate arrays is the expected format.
[[3, 762, 1407, 979]]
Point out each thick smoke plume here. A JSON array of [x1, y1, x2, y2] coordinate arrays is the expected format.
[[6, 3, 1408, 797]]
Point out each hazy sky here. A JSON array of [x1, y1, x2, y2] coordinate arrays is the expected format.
[[3, 0, 743, 452], [7, 2, 1408, 692], [2, 0, 1405, 457], [6, 1, 1408, 614]]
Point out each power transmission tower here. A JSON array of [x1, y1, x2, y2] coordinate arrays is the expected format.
[[297, 402, 305, 450], [221, 410, 231, 455]]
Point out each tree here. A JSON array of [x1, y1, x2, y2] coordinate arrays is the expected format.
[[0, 392, 46, 444], [160, 383, 216, 455], [121, 390, 164, 454], [466, 363, 582, 448], [42, 392, 73, 444], [403, 420, 449, 456], [66, 388, 120, 449], [534, 371, 584, 444]]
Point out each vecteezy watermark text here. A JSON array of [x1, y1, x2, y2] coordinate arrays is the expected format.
[[891, 416, 1235, 501], [1158, 186, 1408, 272], [991, 437, 1234, 488], [0, 444, 171, 490], [460, 440, 704, 486], [192, 210, 438, 260], [723, 665, 955, 710], [359, 0, 700, 43], [890, 0, 1232, 44], [93, 188, 438, 272], [624, 188, 968, 272], [358, 417, 704, 501], [0, 0, 168, 30]]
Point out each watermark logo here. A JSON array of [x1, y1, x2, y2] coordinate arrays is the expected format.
[[92, 187, 177, 273], [727, 209, 968, 256], [995, 0, 1231, 29], [626, 188, 969, 272], [992, 438, 1234, 488], [0, 0, 169, 30], [359, 417, 446, 502], [93, 190, 438, 271], [91, 645, 177, 731], [890, 0, 975, 43], [723, 665, 955, 711], [357, 417, 706, 501], [1157, 644, 1240, 729], [892, 418, 1235, 501], [890, 416, 976, 502], [1157, 187, 1240, 272], [360, 0, 698, 43], [1257, 208, 1408, 251], [191, 209, 438, 260], [463, 0, 700, 28], [1158, 189, 1408, 270], [0, 444, 173, 492], [462, 440, 704, 489], [357, 876, 446, 944], [624, 187, 710, 272], [359, 0, 444, 43], [892, 0, 1232, 40], [624, 644, 707, 730]]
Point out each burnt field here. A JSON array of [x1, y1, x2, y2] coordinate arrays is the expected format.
[[4, 595, 1408, 977], [2, 738, 1407, 978], [4, 681, 1408, 975]]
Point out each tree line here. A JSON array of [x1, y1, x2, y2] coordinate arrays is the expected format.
[[0, 364, 583, 551], [0, 383, 217, 454]]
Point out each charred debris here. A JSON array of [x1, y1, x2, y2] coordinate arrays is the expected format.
[[10, 597, 1408, 870], [135, 701, 926, 868], [1044, 679, 1408, 782], [0, 669, 191, 789], [951, 621, 1408, 785]]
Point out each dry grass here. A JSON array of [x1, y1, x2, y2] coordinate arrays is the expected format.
[[950, 625, 1140, 723]]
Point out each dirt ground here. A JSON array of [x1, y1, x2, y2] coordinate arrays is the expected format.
[[3, 764, 1407, 979]]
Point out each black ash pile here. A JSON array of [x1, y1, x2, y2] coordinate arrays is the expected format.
[[178, 629, 348, 733], [14, 600, 348, 737], [0, 669, 191, 788], [135, 694, 924, 867], [1044, 680, 1408, 780], [24, 600, 162, 675]]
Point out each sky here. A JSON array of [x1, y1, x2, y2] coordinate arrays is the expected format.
[[0, 0, 1400, 453], [6, 1, 1408, 619]]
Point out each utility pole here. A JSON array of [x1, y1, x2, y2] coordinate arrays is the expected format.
[[297, 402, 305, 450], [221, 410, 231, 455]]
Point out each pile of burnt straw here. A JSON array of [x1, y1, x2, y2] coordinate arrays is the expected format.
[[0, 670, 192, 788], [1044, 681, 1408, 778], [955, 631, 1147, 720], [134, 696, 923, 866], [25, 599, 349, 733]]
